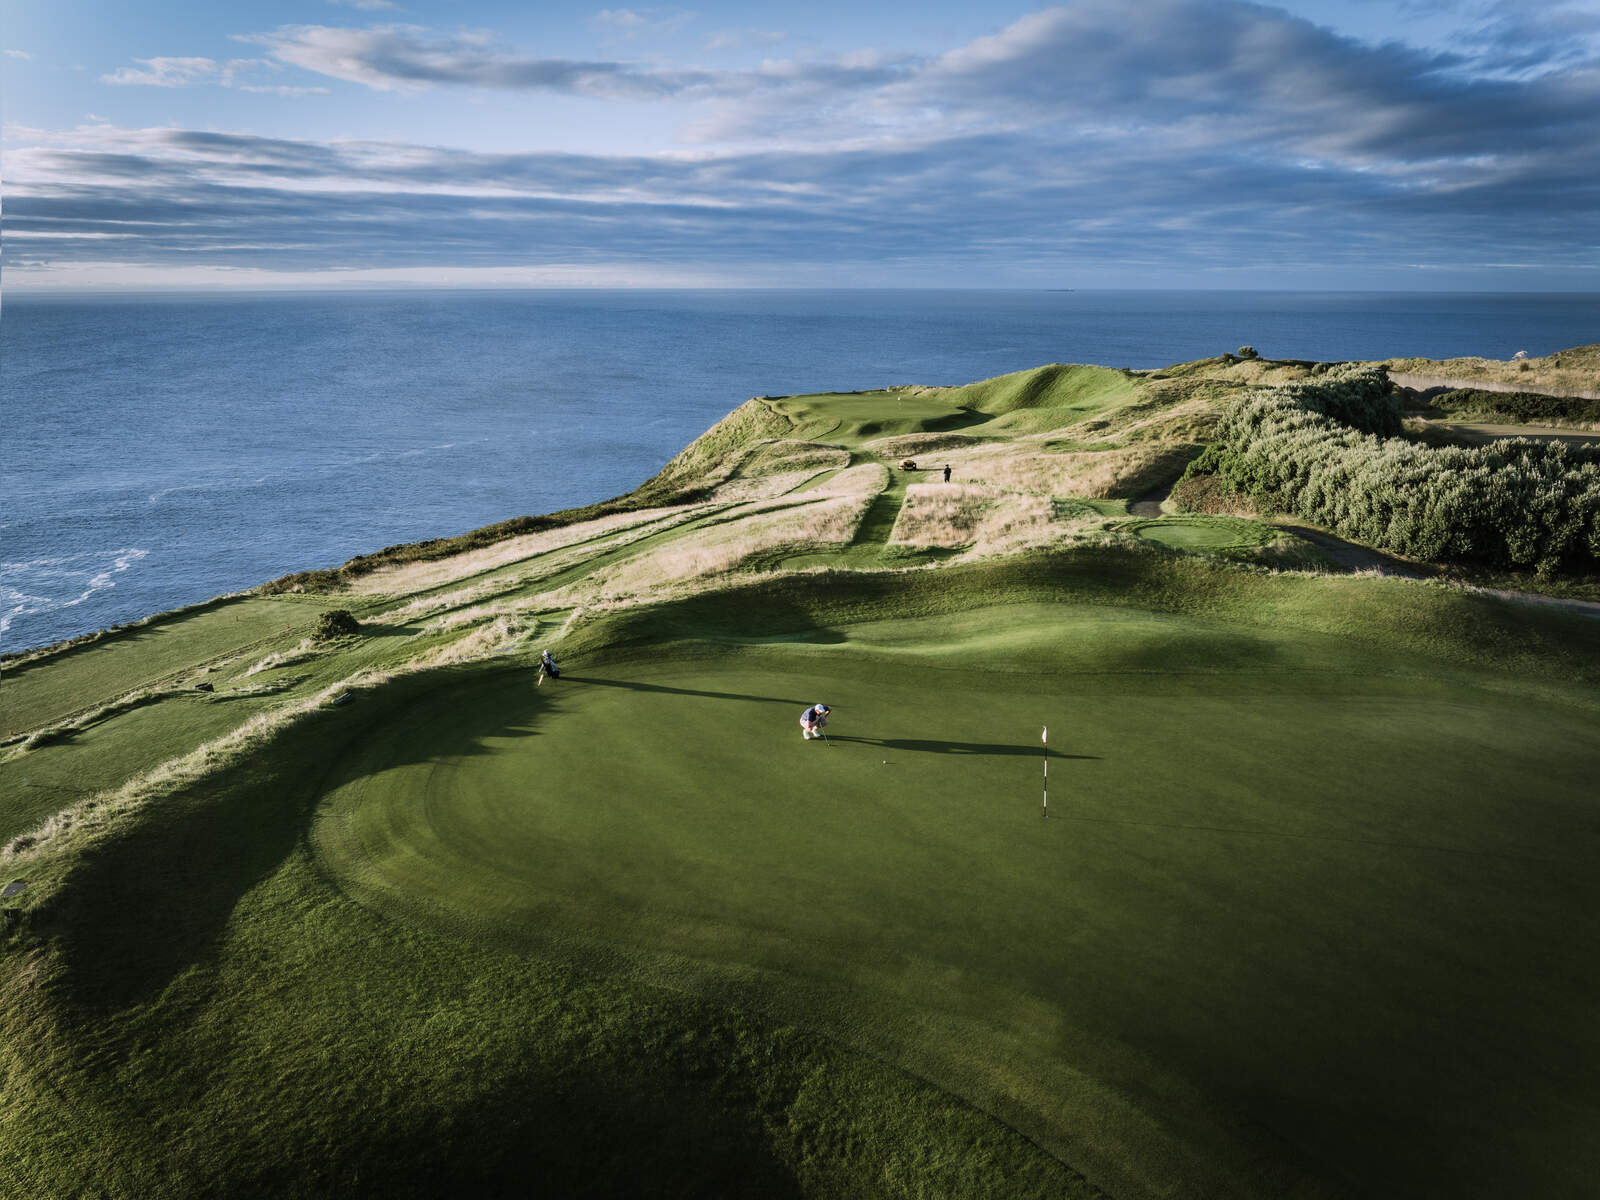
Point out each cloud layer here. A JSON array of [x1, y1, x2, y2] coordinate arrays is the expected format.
[[10, 1, 1598, 285]]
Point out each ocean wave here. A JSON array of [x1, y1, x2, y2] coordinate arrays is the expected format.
[[149, 482, 216, 503], [0, 547, 148, 634], [345, 440, 463, 468]]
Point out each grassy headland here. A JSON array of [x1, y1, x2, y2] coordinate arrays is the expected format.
[[3, 348, 1599, 1198]]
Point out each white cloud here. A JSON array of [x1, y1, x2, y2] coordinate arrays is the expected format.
[[592, 8, 694, 39], [5, 49, 32, 60], [101, 56, 223, 87], [98, 54, 323, 93], [238, 84, 332, 96]]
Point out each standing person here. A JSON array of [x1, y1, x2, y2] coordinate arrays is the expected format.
[[943, 464, 952, 483], [538, 648, 561, 685], [799, 703, 831, 740]]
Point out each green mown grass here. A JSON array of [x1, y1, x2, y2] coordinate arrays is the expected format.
[[6, 367, 1600, 1200], [0, 595, 347, 740], [5, 555, 1600, 1198]]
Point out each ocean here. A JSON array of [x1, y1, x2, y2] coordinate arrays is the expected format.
[[4, 288, 1597, 652]]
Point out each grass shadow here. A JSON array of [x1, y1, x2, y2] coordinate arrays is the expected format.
[[569, 677, 812, 707], [47, 663, 547, 1016], [830, 736, 1100, 760]]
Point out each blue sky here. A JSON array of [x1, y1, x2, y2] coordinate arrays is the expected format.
[[4, 0, 1598, 289]]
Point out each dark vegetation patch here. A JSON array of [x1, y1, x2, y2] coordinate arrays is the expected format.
[[1169, 473, 1259, 516], [1424, 387, 1600, 426], [1183, 366, 1600, 576], [312, 609, 362, 641]]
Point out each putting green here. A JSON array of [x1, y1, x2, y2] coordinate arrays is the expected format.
[[1129, 517, 1269, 553], [311, 603, 1600, 1197]]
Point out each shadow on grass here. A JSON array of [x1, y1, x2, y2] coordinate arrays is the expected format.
[[271, 1069, 806, 1200], [570, 677, 812, 706], [830, 736, 1100, 760], [47, 663, 548, 1015]]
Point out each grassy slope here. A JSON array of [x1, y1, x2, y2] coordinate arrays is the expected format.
[[4, 355, 1600, 1199], [1385, 343, 1600, 396]]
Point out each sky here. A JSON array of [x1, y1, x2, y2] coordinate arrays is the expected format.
[[3, 0, 1598, 290]]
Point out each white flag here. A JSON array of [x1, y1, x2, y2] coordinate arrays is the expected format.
[[1041, 725, 1048, 744]]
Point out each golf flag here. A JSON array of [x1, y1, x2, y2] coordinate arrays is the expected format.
[[1041, 726, 1048, 818]]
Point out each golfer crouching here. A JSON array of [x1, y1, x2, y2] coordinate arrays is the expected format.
[[800, 703, 831, 740]]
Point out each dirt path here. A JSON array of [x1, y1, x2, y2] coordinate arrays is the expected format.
[[1470, 588, 1600, 620]]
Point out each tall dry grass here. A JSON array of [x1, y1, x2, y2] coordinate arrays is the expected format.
[[579, 492, 876, 601], [242, 639, 320, 676], [890, 484, 999, 548], [348, 505, 691, 595], [941, 443, 1194, 499], [891, 484, 1088, 556]]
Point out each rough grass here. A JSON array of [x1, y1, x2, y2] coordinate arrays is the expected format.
[[1387, 343, 1600, 397], [1422, 386, 1600, 428], [585, 492, 875, 599], [242, 639, 321, 676], [941, 442, 1201, 499], [891, 484, 1072, 556], [347, 506, 689, 595]]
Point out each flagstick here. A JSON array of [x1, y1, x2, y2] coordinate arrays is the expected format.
[[1042, 725, 1048, 819]]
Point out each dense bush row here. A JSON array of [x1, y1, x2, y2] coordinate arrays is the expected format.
[[1185, 367, 1600, 574], [1428, 388, 1600, 426]]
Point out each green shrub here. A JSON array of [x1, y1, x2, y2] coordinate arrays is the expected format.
[[313, 609, 362, 640], [1196, 367, 1600, 575], [1236, 346, 1259, 360], [1431, 388, 1600, 426]]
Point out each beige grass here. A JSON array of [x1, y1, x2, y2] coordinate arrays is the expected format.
[[242, 639, 320, 676], [805, 461, 888, 498], [376, 579, 512, 626], [890, 484, 1001, 548], [1100, 400, 1218, 443], [709, 467, 835, 503], [1385, 344, 1599, 396], [961, 496, 1082, 557], [417, 613, 538, 666], [581, 492, 875, 601], [941, 442, 1194, 499], [348, 505, 692, 595], [419, 598, 547, 636], [891, 484, 1096, 556]]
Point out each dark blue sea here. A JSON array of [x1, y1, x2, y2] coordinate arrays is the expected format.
[[4, 289, 1597, 651]]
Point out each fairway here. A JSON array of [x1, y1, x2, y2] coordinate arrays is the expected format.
[[312, 603, 1600, 1197]]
